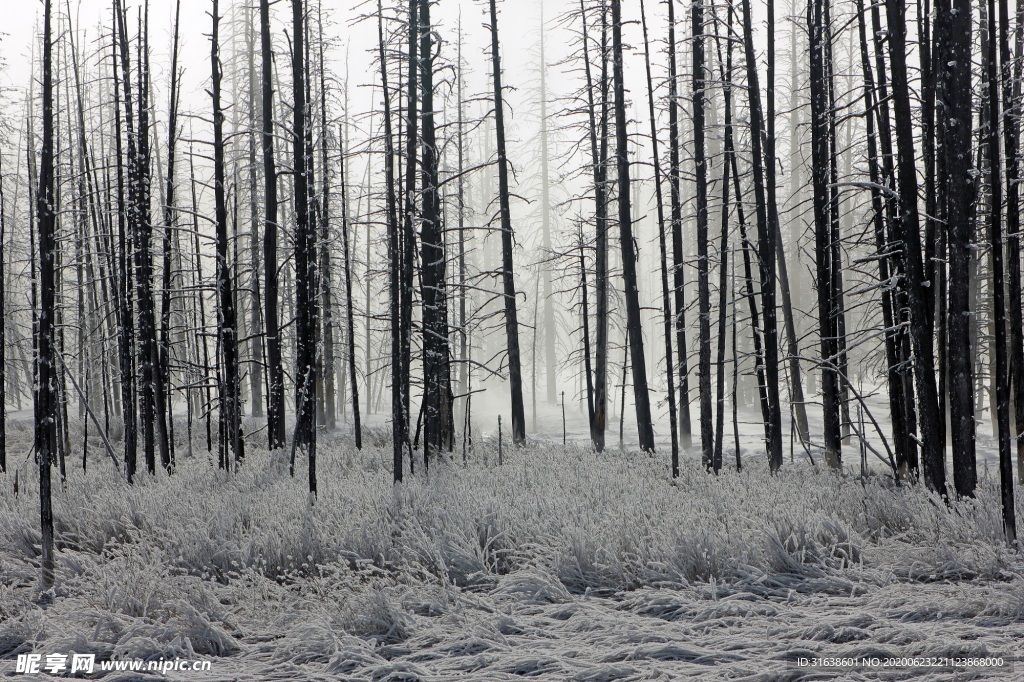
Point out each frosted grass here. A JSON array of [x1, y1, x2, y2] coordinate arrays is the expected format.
[[1, 432, 1022, 679]]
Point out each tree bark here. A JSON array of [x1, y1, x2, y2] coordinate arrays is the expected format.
[[937, 0, 977, 497], [611, 0, 655, 452], [290, 0, 317, 493], [885, 0, 946, 494], [487, 0, 526, 445], [693, 0, 713, 468], [741, 0, 783, 468], [639, 0, 679, 476], [666, 0, 692, 448], [211, 0, 245, 466], [36, 0, 56, 589]]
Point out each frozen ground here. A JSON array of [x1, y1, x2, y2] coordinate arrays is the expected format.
[[1, 416, 1023, 680]]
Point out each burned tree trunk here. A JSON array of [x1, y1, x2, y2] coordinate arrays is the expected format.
[[885, 0, 945, 494], [741, 0, 783, 468], [639, 0, 679, 476], [938, 0, 977, 498], [580, 0, 610, 452], [378, 0, 406, 481], [291, 0, 317, 493], [808, 0, 841, 469], [487, 0, 526, 445], [985, 0, 1017, 545], [611, 0, 655, 452], [36, 0, 57, 589], [211, 0, 245, 466], [666, 0, 692, 448], [260, 0, 286, 451]]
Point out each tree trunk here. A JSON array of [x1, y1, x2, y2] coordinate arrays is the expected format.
[[741, 0, 783, 468], [160, 0, 182, 470], [339, 124, 361, 449], [808, 0, 841, 469], [856, 0, 913, 478], [610, 0, 655, 452], [290, 0, 317, 494], [712, 12, 735, 474], [639, 0, 679, 475], [539, 24, 556, 407], [260, 0, 286, 451], [997, 0, 1024, 483], [666, 0, 692, 448], [986, 0, 1017, 544], [211, 0, 245, 466], [579, 0, 610, 452], [36, 0, 56, 589], [488, 0, 526, 445], [693, 0, 713, 468], [379, 0, 405, 481], [885, 0, 946, 494]]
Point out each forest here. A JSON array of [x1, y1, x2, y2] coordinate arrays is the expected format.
[[1, 0, 1023, 678]]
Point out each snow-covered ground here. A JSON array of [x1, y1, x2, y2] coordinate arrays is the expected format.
[[1, 418, 1022, 680]]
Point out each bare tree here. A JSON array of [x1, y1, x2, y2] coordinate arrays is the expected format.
[[260, 0, 286, 451], [290, 0, 318, 494], [487, 0, 526, 445], [211, 0, 245, 466], [610, 0, 655, 452], [35, 0, 57, 589]]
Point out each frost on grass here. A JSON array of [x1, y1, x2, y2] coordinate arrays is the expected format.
[[0, 435, 1022, 679]]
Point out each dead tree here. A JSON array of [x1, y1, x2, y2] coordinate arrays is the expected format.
[[0, 154, 6, 472], [159, 0, 182, 471], [611, 0, 655, 452], [639, 0, 679, 474], [378, 0, 406, 481], [692, 0, 713, 468], [260, 0, 286, 451], [740, 0, 783, 468], [211, 0, 245, 466], [665, 0, 692, 448], [885, 0, 945, 493], [998, 0, 1024, 484], [579, 0, 611, 452], [985, 0, 1017, 544], [36, 0, 57, 589], [487, 0, 526, 445], [938, 0, 977, 498], [291, 0, 318, 494], [808, 0, 841, 469]]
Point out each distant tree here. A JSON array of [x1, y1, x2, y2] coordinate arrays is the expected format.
[[997, 0, 1024, 484], [538, 19, 556, 407], [578, 0, 610, 452]]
